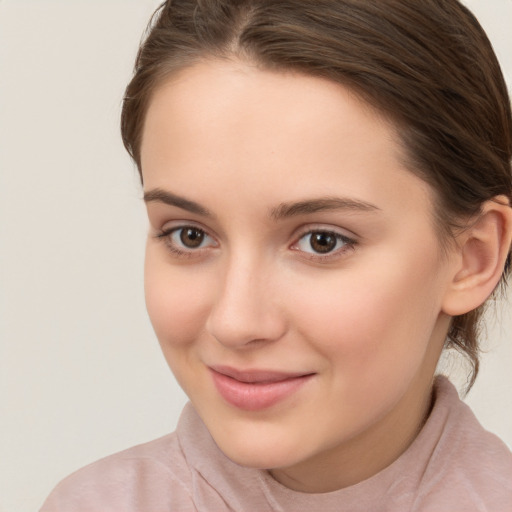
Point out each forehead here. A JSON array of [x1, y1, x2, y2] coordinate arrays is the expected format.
[[140, 59, 434, 223], [142, 59, 395, 161]]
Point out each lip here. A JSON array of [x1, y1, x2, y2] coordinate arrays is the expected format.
[[209, 365, 315, 411]]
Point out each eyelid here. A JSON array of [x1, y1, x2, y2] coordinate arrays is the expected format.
[[292, 223, 358, 243], [158, 219, 211, 233]]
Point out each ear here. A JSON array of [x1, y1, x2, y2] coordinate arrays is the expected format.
[[442, 195, 512, 316]]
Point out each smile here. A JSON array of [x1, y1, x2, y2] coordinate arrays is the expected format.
[[209, 366, 315, 411]]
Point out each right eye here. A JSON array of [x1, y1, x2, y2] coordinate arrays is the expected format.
[[156, 225, 217, 256], [174, 227, 208, 248]]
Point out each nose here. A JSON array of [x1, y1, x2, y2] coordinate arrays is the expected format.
[[205, 255, 287, 349]]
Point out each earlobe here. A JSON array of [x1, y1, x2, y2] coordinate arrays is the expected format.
[[442, 195, 512, 316]]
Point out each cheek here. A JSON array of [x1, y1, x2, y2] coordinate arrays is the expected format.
[[144, 249, 212, 348], [288, 248, 445, 378]]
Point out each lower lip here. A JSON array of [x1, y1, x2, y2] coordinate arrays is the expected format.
[[210, 370, 313, 411]]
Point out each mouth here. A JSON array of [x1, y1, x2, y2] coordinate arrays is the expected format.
[[209, 365, 315, 411]]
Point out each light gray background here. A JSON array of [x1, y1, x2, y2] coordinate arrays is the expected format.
[[0, 1, 511, 511]]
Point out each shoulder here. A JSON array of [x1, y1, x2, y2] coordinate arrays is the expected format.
[[414, 377, 512, 511], [40, 432, 195, 512]]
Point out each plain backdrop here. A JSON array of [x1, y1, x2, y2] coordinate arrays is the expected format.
[[0, 1, 511, 511]]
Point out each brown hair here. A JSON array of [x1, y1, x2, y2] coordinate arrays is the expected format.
[[121, 0, 512, 389]]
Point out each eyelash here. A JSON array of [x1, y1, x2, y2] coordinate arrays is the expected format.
[[154, 225, 357, 261], [290, 228, 357, 262], [155, 225, 217, 258]]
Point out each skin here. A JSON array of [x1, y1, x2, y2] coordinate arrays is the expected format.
[[140, 59, 462, 493]]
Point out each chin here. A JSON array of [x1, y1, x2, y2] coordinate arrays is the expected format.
[[210, 425, 308, 470], [222, 443, 299, 470]]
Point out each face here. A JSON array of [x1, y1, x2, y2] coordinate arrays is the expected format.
[[141, 60, 457, 491]]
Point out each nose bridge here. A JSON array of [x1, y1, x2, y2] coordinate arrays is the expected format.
[[206, 248, 285, 348]]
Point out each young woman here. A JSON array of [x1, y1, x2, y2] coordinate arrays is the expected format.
[[41, 0, 512, 510]]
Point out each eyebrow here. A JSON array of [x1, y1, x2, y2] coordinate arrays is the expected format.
[[143, 188, 380, 220], [270, 197, 380, 220], [143, 188, 213, 217]]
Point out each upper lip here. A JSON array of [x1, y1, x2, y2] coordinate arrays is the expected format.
[[209, 365, 314, 384]]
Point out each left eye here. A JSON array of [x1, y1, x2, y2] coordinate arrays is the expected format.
[[295, 230, 353, 255]]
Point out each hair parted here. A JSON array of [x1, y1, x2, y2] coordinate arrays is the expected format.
[[121, 0, 512, 389]]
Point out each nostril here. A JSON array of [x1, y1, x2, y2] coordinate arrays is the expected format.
[[205, 302, 287, 348]]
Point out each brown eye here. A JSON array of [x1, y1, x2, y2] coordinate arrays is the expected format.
[[309, 232, 337, 253], [294, 229, 356, 258], [157, 225, 217, 256], [179, 227, 205, 248]]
